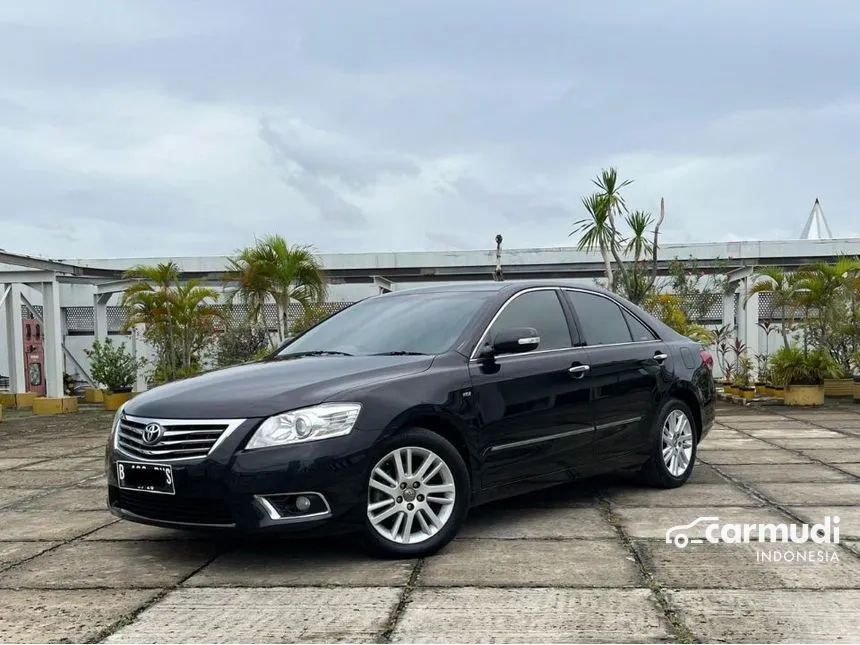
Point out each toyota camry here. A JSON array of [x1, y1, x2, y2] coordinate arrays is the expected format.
[[105, 280, 715, 558]]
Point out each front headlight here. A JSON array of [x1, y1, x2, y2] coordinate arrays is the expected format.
[[109, 402, 127, 447], [245, 403, 362, 450]]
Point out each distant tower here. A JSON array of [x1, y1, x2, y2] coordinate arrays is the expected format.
[[800, 198, 834, 240]]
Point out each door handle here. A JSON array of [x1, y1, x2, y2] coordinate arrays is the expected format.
[[653, 352, 669, 363], [569, 364, 590, 378]]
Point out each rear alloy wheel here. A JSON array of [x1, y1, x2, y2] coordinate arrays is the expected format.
[[640, 398, 698, 488], [363, 428, 469, 558], [662, 409, 695, 477]]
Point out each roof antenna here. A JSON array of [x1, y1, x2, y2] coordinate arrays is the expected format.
[[493, 234, 504, 281]]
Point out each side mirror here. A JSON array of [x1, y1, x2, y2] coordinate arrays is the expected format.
[[486, 327, 540, 357]]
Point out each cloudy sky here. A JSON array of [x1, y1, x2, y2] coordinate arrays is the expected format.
[[1, 0, 859, 260]]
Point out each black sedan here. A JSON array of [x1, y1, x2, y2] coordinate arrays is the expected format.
[[105, 280, 715, 558]]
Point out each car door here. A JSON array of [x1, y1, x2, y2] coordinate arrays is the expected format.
[[468, 288, 595, 489], [561, 289, 672, 468]]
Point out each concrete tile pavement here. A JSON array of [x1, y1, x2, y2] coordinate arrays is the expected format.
[[0, 403, 858, 643]]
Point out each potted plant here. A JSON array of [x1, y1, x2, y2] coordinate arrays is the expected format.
[[756, 364, 773, 397], [712, 325, 734, 390], [735, 354, 756, 401], [754, 359, 770, 397], [723, 364, 737, 396], [84, 338, 145, 411], [823, 365, 854, 398], [853, 353, 860, 404], [768, 346, 839, 407]]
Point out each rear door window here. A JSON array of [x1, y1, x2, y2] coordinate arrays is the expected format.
[[563, 290, 633, 346]]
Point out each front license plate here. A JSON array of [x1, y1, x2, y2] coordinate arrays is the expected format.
[[117, 461, 175, 495]]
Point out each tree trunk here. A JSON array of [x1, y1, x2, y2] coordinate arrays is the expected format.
[[606, 206, 629, 292], [599, 242, 613, 287], [281, 291, 292, 342], [258, 301, 277, 349], [647, 198, 665, 295], [166, 313, 175, 381], [780, 302, 789, 348]]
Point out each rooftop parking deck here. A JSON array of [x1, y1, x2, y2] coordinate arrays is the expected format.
[[1, 402, 859, 643]]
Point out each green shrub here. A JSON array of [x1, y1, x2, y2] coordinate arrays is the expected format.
[[768, 346, 840, 387], [84, 338, 146, 393], [214, 323, 270, 367]]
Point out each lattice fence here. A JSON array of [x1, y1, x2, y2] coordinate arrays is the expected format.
[[683, 294, 724, 322], [62, 302, 355, 334], [20, 304, 43, 319], [50, 294, 799, 334]]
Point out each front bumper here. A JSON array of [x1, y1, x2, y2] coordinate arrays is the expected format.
[[106, 419, 378, 535]]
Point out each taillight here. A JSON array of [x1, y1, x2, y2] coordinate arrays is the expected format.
[[700, 349, 714, 370]]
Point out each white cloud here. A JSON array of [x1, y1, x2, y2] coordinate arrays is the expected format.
[[2, 0, 860, 260]]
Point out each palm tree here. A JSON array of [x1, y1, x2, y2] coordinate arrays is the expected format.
[[617, 209, 655, 304], [572, 167, 658, 298], [122, 262, 180, 381], [593, 167, 636, 278], [169, 280, 223, 374], [226, 235, 328, 344], [592, 167, 633, 224], [623, 210, 654, 260], [795, 257, 860, 366], [571, 192, 616, 286], [224, 247, 274, 334], [745, 267, 801, 349], [121, 261, 222, 381]]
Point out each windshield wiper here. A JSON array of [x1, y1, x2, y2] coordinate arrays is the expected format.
[[371, 351, 428, 356], [278, 350, 354, 358]]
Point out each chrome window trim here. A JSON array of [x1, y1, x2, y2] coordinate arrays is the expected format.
[[468, 287, 571, 361], [560, 287, 659, 343], [114, 413, 247, 463], [469, 286, 662, 361]]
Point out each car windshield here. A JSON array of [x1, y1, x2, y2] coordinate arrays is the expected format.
[[275, 291, 488, 357]]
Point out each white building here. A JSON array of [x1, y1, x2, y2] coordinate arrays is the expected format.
[[3, 232, 860, 399]]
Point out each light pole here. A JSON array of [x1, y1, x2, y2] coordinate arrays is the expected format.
[[493, 234, 504, 281]]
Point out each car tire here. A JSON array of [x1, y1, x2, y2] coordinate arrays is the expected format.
[[360, 427, 470, 559], [639, 397, 698, 488]]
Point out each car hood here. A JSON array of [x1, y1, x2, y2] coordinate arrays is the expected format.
[[123, 354, 435, 419]]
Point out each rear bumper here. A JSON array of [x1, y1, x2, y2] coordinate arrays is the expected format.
[[699, 378, 717, 442]]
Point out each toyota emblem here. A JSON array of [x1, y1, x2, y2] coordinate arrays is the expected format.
[[142, 422, 164, 445]]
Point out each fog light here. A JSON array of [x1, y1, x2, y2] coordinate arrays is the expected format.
[[256, 492, 331, 521]]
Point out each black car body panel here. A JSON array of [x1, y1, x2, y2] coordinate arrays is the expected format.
[[106, 279, 716, 539], [124, 354, 436, 419]]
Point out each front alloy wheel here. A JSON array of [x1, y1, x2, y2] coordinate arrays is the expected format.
[[367, 446, 456, 544], [362, 428, 469, 558]]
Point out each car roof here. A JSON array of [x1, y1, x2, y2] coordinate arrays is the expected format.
[[384, 279, 607, 297], [351, 280, 686, 343]]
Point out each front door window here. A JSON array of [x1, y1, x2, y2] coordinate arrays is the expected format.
[[484, 289, 572, 354]]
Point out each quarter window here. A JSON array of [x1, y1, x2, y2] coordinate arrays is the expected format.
[[564, 291, 633, 346], [623, 309, 657, 342], [486, 290, 572, 353]]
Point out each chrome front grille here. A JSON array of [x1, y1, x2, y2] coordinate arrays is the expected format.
[[116, 414, 245, 462]]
